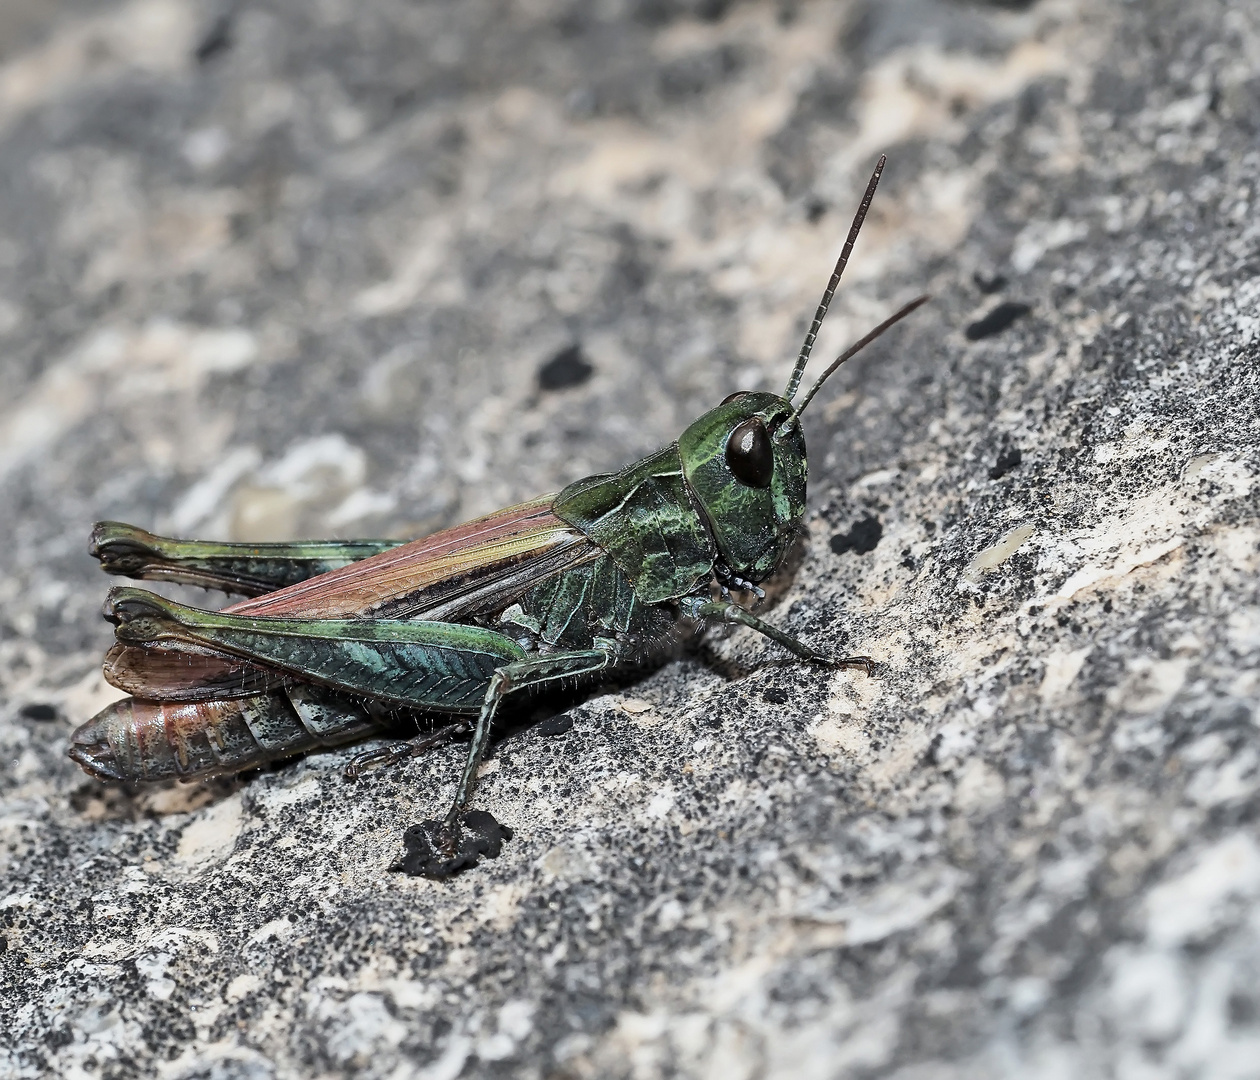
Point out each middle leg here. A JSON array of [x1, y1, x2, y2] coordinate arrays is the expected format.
[[344, 721, 471, 779], [683, 597, 874, 674]]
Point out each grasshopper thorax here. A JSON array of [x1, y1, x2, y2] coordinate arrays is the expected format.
[[678, 391, 806, 585]]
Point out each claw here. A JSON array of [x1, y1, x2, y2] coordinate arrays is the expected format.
[[832, 654, 875, 676]]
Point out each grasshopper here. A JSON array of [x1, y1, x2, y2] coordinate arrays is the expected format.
[[69, 157, 926, 877]]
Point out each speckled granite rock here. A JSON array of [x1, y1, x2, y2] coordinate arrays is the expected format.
[[2, 1, 1259, 1077]]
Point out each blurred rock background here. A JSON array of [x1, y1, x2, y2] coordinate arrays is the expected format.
[[1, 0, 1258, 1077]]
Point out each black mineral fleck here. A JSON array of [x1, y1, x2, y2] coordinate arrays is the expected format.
[[830, 515, 883, 555], [538, 344, 594, 391], [989, 448, 1022, 479], [966, 301, 1032, 340], [393, 812, 514, 879]]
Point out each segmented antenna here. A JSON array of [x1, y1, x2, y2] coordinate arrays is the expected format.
[[786, 294, 930, 424], [782, 155, 887, 403]]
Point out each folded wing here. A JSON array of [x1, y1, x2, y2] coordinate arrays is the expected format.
[[108, 497, 600, 701]]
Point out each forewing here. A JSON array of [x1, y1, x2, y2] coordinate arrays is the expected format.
[[106, 498, 599, 701], [228, 497, 597, 621]]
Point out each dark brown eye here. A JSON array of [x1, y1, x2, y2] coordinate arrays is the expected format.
[[725, 417, 773, 488], [721, 391, 751, 405]]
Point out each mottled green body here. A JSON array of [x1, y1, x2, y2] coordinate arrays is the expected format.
[[551, 391, 808, 598], [76, 393, 857, 877], [502, 553, 670, 650]]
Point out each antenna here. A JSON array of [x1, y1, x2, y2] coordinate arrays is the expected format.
[[782, 154, 886, 402], [785, 294, 930, 425]]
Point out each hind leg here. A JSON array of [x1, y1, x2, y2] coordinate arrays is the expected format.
[[343, 721, 471, 779]]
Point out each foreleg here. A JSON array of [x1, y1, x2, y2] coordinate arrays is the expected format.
[[682, 598, 874, 675]]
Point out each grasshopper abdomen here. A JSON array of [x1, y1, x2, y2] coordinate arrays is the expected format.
[[71, 685, 381, 783]]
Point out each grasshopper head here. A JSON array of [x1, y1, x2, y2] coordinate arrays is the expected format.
[[674, 287, 927, 590], [678, 391, 807, 584], [682, 157, 929, 588]]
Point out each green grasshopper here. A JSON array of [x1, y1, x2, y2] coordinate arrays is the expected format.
[[70, 157, 926, 877]]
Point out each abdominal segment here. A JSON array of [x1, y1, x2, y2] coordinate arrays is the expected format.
[[69, 684, 384, 783]]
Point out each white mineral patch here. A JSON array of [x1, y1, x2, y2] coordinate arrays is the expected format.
[[641, 783, 677, 821], [221, 434, 372, 540], [135, 951, 176, 1001], [167, 446, 262, 532], [1054, 535, 1184, 603], [254, 774, 322, 811], [951, 758, 1006, 812], [540, 844, 599, 883], [174, 792, 244, 867], [1011, 218, 1090, 274], [0, 0, 197, 130], [0, 321, 257, 482], [223, 973, 262, 1003], [1040, 646, 1091, 702], [1145, 834, 1260, 949], [963, 524, 1034, 582], [794, 868, 964, 946], [809, 713, 872, 758], [1107, 655, 1190, 715]]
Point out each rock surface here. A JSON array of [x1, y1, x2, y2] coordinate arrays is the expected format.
[[2, 0, 1259, 1077]]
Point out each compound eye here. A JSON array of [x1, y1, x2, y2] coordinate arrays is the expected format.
[[725, 417, 773, 488], [721, 391, 751, 405]]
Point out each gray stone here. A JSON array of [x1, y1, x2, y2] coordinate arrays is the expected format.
[[1, 0, 1258, 1077]]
